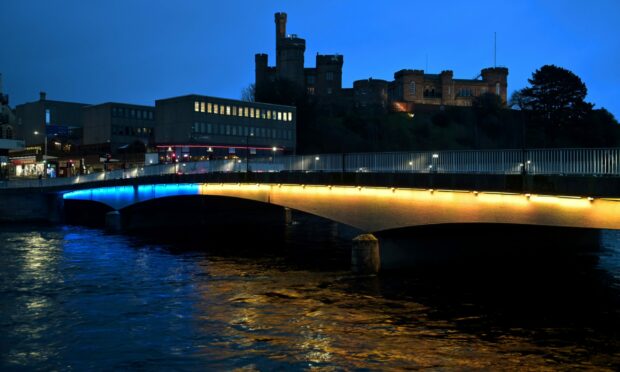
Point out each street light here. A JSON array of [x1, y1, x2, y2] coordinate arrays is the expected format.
[[33, 130, 47, 178], [272, 146, 277, 166], [245, 131, 254, 173]]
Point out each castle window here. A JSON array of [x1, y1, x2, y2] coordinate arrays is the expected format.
[[194, 102, 200, 112], [408, 81, 416, 96], [326, 72, 334, 81], [496, 82, 500, 95]]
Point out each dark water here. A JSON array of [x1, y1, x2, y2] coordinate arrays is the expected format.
[[1, 222, 620, 370]]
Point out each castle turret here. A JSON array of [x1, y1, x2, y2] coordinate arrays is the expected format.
[[481, 67, 509, 103], [274, 13, 305, 88], [275, 12, 287, 47]]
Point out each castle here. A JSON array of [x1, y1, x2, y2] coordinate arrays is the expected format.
[[255, 12, 508, 112]]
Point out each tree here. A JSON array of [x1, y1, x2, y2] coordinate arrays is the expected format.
[[240, 83, 255, 102], [516, 65, 593, 128]]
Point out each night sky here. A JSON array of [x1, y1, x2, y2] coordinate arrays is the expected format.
[[1, 0, 619, 117]]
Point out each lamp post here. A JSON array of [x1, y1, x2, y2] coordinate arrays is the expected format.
[[272, 146, 277, 167], [33, 130, 47, 177], [245, 131, 254, 173]]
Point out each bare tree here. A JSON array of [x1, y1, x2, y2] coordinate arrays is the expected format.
[[241, 83, 255, 102]]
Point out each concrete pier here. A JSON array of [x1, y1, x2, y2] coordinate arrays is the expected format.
[[351, 234, 380, 274], [284, 207, 293, 225], [105, 211, 122, 233]]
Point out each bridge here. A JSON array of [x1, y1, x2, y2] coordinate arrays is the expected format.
[[2, 148, 620, 273]]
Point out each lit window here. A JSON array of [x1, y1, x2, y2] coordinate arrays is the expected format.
[[250, 108, 255, 118], [194, 101, 200, 112], [244, 107, 249, 117], [277, 111, 282, 121], [267, 110, 272, 120], [256, 109, 260, 118], [288, 112, 292, 122], [214, 104, 219, 114], [220, 105, 225, 115], [200, 102, 205, 113], [233, 106, 237, 116], [226, 105, 231, 115], [207, 102, 212, 113], [262, 110, 266, 119]]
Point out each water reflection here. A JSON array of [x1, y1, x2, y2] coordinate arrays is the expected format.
[[0, 225, 619, 370]]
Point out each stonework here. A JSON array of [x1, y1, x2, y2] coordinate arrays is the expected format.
[[255, 13, 509, 113]]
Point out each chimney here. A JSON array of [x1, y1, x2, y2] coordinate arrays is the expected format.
[[40, 91, 46, 101]]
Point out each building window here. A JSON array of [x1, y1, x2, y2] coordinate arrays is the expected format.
[[232, 126, 237, 135], [250, 108, 255, 118], [307, 75, 315, 84], [207, 103, 213, 113], [214, 104, 219, 114], [244, 107, 249, 117], [267, 110, 272, 120], [277, 111, 282, 121], [200, 102, 205, 113], [408, 81, 416, 96], [233, 106, 237, 116], [194, 102, 200, 112], [226, 125, 231, 135], [220, 105, 225, 115], [307, 87, 315, 95], [496, 82, 500, 95], [207, 123, 212, 133], [45, 109, 51, 125], [326, 72, 334, 81], [327, 88, 333, 95], [226, 105, 231, 115], [288, 112, 292, 122]]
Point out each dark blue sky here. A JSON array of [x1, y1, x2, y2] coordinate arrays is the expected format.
[[1, 0, 619, 117]]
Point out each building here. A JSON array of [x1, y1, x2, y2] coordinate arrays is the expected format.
[[255, 12, 344, 102], [388, 68, 509, 110], [15, 92, 88, 152], [255, 13, 508, 113], [155, 94, 296, 159], [82, 102, 155, 154], [0, 74, 25, 179]]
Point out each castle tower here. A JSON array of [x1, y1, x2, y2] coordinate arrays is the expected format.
[[275, 12, 287, 47], [481, 67, 509, 103], [274, 12, 305, 87]]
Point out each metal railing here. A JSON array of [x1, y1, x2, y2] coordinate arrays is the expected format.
[[1, 148, 618, 189]]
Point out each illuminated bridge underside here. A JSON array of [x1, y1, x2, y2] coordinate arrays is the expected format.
[[62, 183, 620, 232]]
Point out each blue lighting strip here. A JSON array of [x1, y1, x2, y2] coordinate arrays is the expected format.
[[63, 184, 201, 208]]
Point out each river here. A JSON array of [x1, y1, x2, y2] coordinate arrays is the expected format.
[[1, 221, 619, 370]]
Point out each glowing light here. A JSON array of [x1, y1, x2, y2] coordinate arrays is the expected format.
[[432, 154, 439, 159], [315, 156, 320, 161]]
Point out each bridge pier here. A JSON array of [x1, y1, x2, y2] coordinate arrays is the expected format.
[[284, 207, 293, 225], [351, 234, 380, 274], [105, 211, 122, 233]]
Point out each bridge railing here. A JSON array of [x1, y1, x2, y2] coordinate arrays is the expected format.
[[1, 147, 618, 189]]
